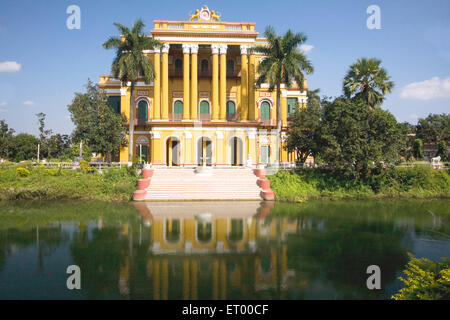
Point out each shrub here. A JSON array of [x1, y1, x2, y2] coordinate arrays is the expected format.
[[392, 253, 450, 300], [16, 167, 31, 177], [79, 160, 91, 174]]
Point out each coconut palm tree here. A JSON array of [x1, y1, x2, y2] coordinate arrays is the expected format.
[[250, 26, 313, 166], [343, 58, 394, 109], [103, 19, 161, 162]]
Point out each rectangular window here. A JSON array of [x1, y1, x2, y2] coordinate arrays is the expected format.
[[287, 98, 298, 116], [108, 96, 121, 114]]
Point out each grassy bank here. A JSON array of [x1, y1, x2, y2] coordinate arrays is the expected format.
[[268, 166, 450, 202], [0, 164, 138, 201]]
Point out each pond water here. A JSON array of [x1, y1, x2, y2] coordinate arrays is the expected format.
[[0, 199, 448, 300]]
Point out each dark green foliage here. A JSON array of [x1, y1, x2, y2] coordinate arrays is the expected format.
[[0, 120, 15, 159], [436, 141, 448, 161], [319, 97, 405, 179], [68, 80, 127, 161], [9, 133, 39, 162], [285, 92, 322, 164], [413, 139, 424, 160], [416, 113, 450, 144], [392, 253, 450, 300]]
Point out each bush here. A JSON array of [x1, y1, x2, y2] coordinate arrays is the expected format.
[[392, 253, 450, 300], [16, 167, 31, 177], [79, 160, 91, 174]]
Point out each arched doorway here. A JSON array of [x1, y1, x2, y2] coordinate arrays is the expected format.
[[166, 137, 180, 166], [197, 137, 212, 166], [230, 136, 243, 166], [136, 136, 150, 163]]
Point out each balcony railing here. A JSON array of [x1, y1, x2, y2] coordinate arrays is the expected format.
[[134, 119, 147, 126], [199, 114, 211, 121], [226, 113, 240, 122], [169, 113, 183, 121], [259, 119, 274, 126]]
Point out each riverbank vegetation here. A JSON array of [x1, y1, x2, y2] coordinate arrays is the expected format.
[[0, 162, 138, 201], [269, 165, 450, 202], [392, 253, 450, 300]]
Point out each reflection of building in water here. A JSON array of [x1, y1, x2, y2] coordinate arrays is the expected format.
[[121, 201, 299, 299]]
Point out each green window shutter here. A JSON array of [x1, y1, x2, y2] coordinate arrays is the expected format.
[[287, 98, 298, 115], [226, 101, 236, 115], [200, 101, 210, 114], [260, 101, 270, 120], [108, 96, 121, 114], [174, 100, 183, 114], [138, 100, 148, 120]]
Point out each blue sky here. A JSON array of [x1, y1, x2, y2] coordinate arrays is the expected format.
[[0, 0, 449, 136]]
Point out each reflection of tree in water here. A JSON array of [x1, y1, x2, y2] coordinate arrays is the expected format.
[[69, 224, 129, 299], [286, 220, 407, 299], [0, 225, 68, 272]]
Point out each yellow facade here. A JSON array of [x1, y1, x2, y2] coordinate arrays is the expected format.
[[98, 6, 308, 166]]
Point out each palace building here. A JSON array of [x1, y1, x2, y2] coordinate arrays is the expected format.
[[98, 6, 308, 166]]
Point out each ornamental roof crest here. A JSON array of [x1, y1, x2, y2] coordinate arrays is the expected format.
[[189, 6, 221, 21]]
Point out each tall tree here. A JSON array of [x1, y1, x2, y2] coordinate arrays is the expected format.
[[343, 58, 394, 109], [320, 97, 404, 179], [0, 120, 15, 159], [285, 89, 323, 164], [36, 112, 52, 158], [68, 80, 127, 162], [103, 19, 161, 162], [250, 26, 313, 165]]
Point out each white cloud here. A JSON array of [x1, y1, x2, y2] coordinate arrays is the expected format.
[[0, 61, 21, 72], [23, 100, 35, 106], [0, 102, 7, 107], [0, 109, 7, 113], [400, 76, 450, 100], [300, 44, 314, 52]]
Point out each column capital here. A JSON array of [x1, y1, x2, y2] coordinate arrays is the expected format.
[[190, 43, 199, 54], [182, 43, 191, 54], [211, 44, 220, 54], [240, 44, 251, 55], [219, 44, 228, 55], [153, 45, 161, 53], [161, 43, 170, 54]]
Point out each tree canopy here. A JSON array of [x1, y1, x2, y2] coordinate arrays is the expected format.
[[68, 80, 127, 161]]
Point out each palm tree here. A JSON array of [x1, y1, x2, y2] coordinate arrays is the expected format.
[[103, 19, 161, 163], [307, 88, 321, 108], [250, 26, 313, 166], [343, 58, 394, 109]]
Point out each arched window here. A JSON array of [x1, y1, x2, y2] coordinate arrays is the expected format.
[[227, 59, 235, 72], [260, 101, 271, 120], [165, 219, 181, 243], [226, 101, 236, 120], [137, 100, 148, 120], [229, 219, 244, 242], [201, 59, 209, 72], [197, 222, 212, 243], [199, 100, 210, 120], [173, 100, 183, 118]]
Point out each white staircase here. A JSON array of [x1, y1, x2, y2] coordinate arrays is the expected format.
[[142, 168, 263, 200]]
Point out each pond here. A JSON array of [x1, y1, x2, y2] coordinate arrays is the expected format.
[[0, 199, 448, 299]]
